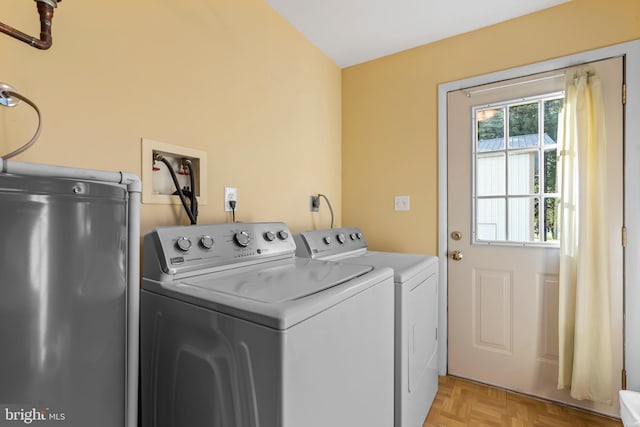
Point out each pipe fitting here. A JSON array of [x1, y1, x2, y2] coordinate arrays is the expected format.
[[0, 0, 61, 50], [0, 83, 20, 107], [36, 0, 60, 8]]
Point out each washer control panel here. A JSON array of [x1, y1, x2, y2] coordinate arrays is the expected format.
[[143, 222, 296, 280], [294, 227, 367, 259]]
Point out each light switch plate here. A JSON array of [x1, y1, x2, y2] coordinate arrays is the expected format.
[[394, 195, 410, 211]]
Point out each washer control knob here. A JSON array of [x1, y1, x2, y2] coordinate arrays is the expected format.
[[264, 231, 276, 242], [350, 233, 357, 240], [357, 232, 363, 239], [337, 233, 346, 244], [323, 236, 331, 245], [277, 230, 289, 240], [234, 231, 251, 247], [176, 236, 192, 252], [200, 235, 214, 249]]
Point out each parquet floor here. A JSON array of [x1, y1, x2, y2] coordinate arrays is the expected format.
[[424, 376, 622, 427]]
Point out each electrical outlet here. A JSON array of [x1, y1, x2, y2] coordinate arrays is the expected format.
[[394, 195, 410, 211], [225, 187, 237, 212], [310, 195, 320, 212]]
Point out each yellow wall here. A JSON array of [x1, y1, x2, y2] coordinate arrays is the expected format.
[[4, 0, 640, 248], [342, 0, 640, 255], [0, 0, 340, 234]]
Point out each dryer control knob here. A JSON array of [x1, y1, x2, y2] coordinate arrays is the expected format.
[[200, 235, 214, 249], [277, 230, 289, 240], [337, 233, 346, 244], [323, 236, 331, 244], [234, 231, 251, 247], [176, 236, 192, 252], [264, 231, 276, 242]]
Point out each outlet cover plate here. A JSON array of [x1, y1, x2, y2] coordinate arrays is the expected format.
[[225, 187, 237, 212], [310, 195, 320, 212]]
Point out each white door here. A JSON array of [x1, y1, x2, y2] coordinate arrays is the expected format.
[[447, 57, 624, 416]]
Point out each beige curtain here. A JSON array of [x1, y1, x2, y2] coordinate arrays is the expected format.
[[557, 68, 613, 404]]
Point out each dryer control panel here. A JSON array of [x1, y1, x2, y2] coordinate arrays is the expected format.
[[143, 222, 296, 280], [294, 227, 368, 259]]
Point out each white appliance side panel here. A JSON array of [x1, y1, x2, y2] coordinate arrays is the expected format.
[[282, 277, 395, 427], [396, 263, 439, 427], [140, 291, 283, 427], [408, 271, 439, 426]]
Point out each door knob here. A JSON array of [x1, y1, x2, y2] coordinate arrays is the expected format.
[[450, 250, 463, 261]]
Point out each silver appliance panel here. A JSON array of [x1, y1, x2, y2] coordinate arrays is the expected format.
[[0, 173, 129, 427], [143, 222, 296, 281], [294, 226, 368, 259]]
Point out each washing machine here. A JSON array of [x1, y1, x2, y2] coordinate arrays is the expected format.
[[294, 227, 438, 427], [140, 222, 394, 427]]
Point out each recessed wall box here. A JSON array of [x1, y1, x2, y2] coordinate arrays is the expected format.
[[141, 138, 208, 205]]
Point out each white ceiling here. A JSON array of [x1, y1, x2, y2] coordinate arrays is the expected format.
[[264, 0, 569, 68]]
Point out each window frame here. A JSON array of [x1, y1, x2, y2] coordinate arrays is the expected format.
[[471, 91, 564, 247]]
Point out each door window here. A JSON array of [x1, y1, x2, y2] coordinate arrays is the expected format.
[[473, 93, 563, 245]]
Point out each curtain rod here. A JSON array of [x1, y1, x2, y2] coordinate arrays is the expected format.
[[465, 73, 565, 98]]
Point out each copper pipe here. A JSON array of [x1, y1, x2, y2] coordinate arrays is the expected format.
[[0, 0, 60, 50]]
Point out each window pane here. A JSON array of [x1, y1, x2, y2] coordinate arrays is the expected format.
[[508, 151, 539, 195], [508, 197, 539, 242], [477, 108, 504, 152], [544, 149, 557, 193], [477, 153, 505, 196], [472, 93, 563, 247], [544, 99, 563, 144], [477, 198, 506, 241], [509, 103, 539, 148], [544, 198, 559, 242]]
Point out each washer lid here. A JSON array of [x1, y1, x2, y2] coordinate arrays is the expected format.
[[340, 251, 437, 283], [142, 257, 391, 330], [181, 258, 372, 303]]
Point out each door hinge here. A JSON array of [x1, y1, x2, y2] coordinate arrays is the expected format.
[[435, 328, 438, 341], [623, 83, 627, 105], [622, 226, 627, 248], [623, 368, 627, 390]]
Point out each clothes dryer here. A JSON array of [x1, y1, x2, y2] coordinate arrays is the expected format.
[[140, 222, 394, 427], [294, 227, 438, 427]]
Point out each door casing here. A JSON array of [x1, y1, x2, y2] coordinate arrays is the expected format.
[[438, 40, 640, 393]]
